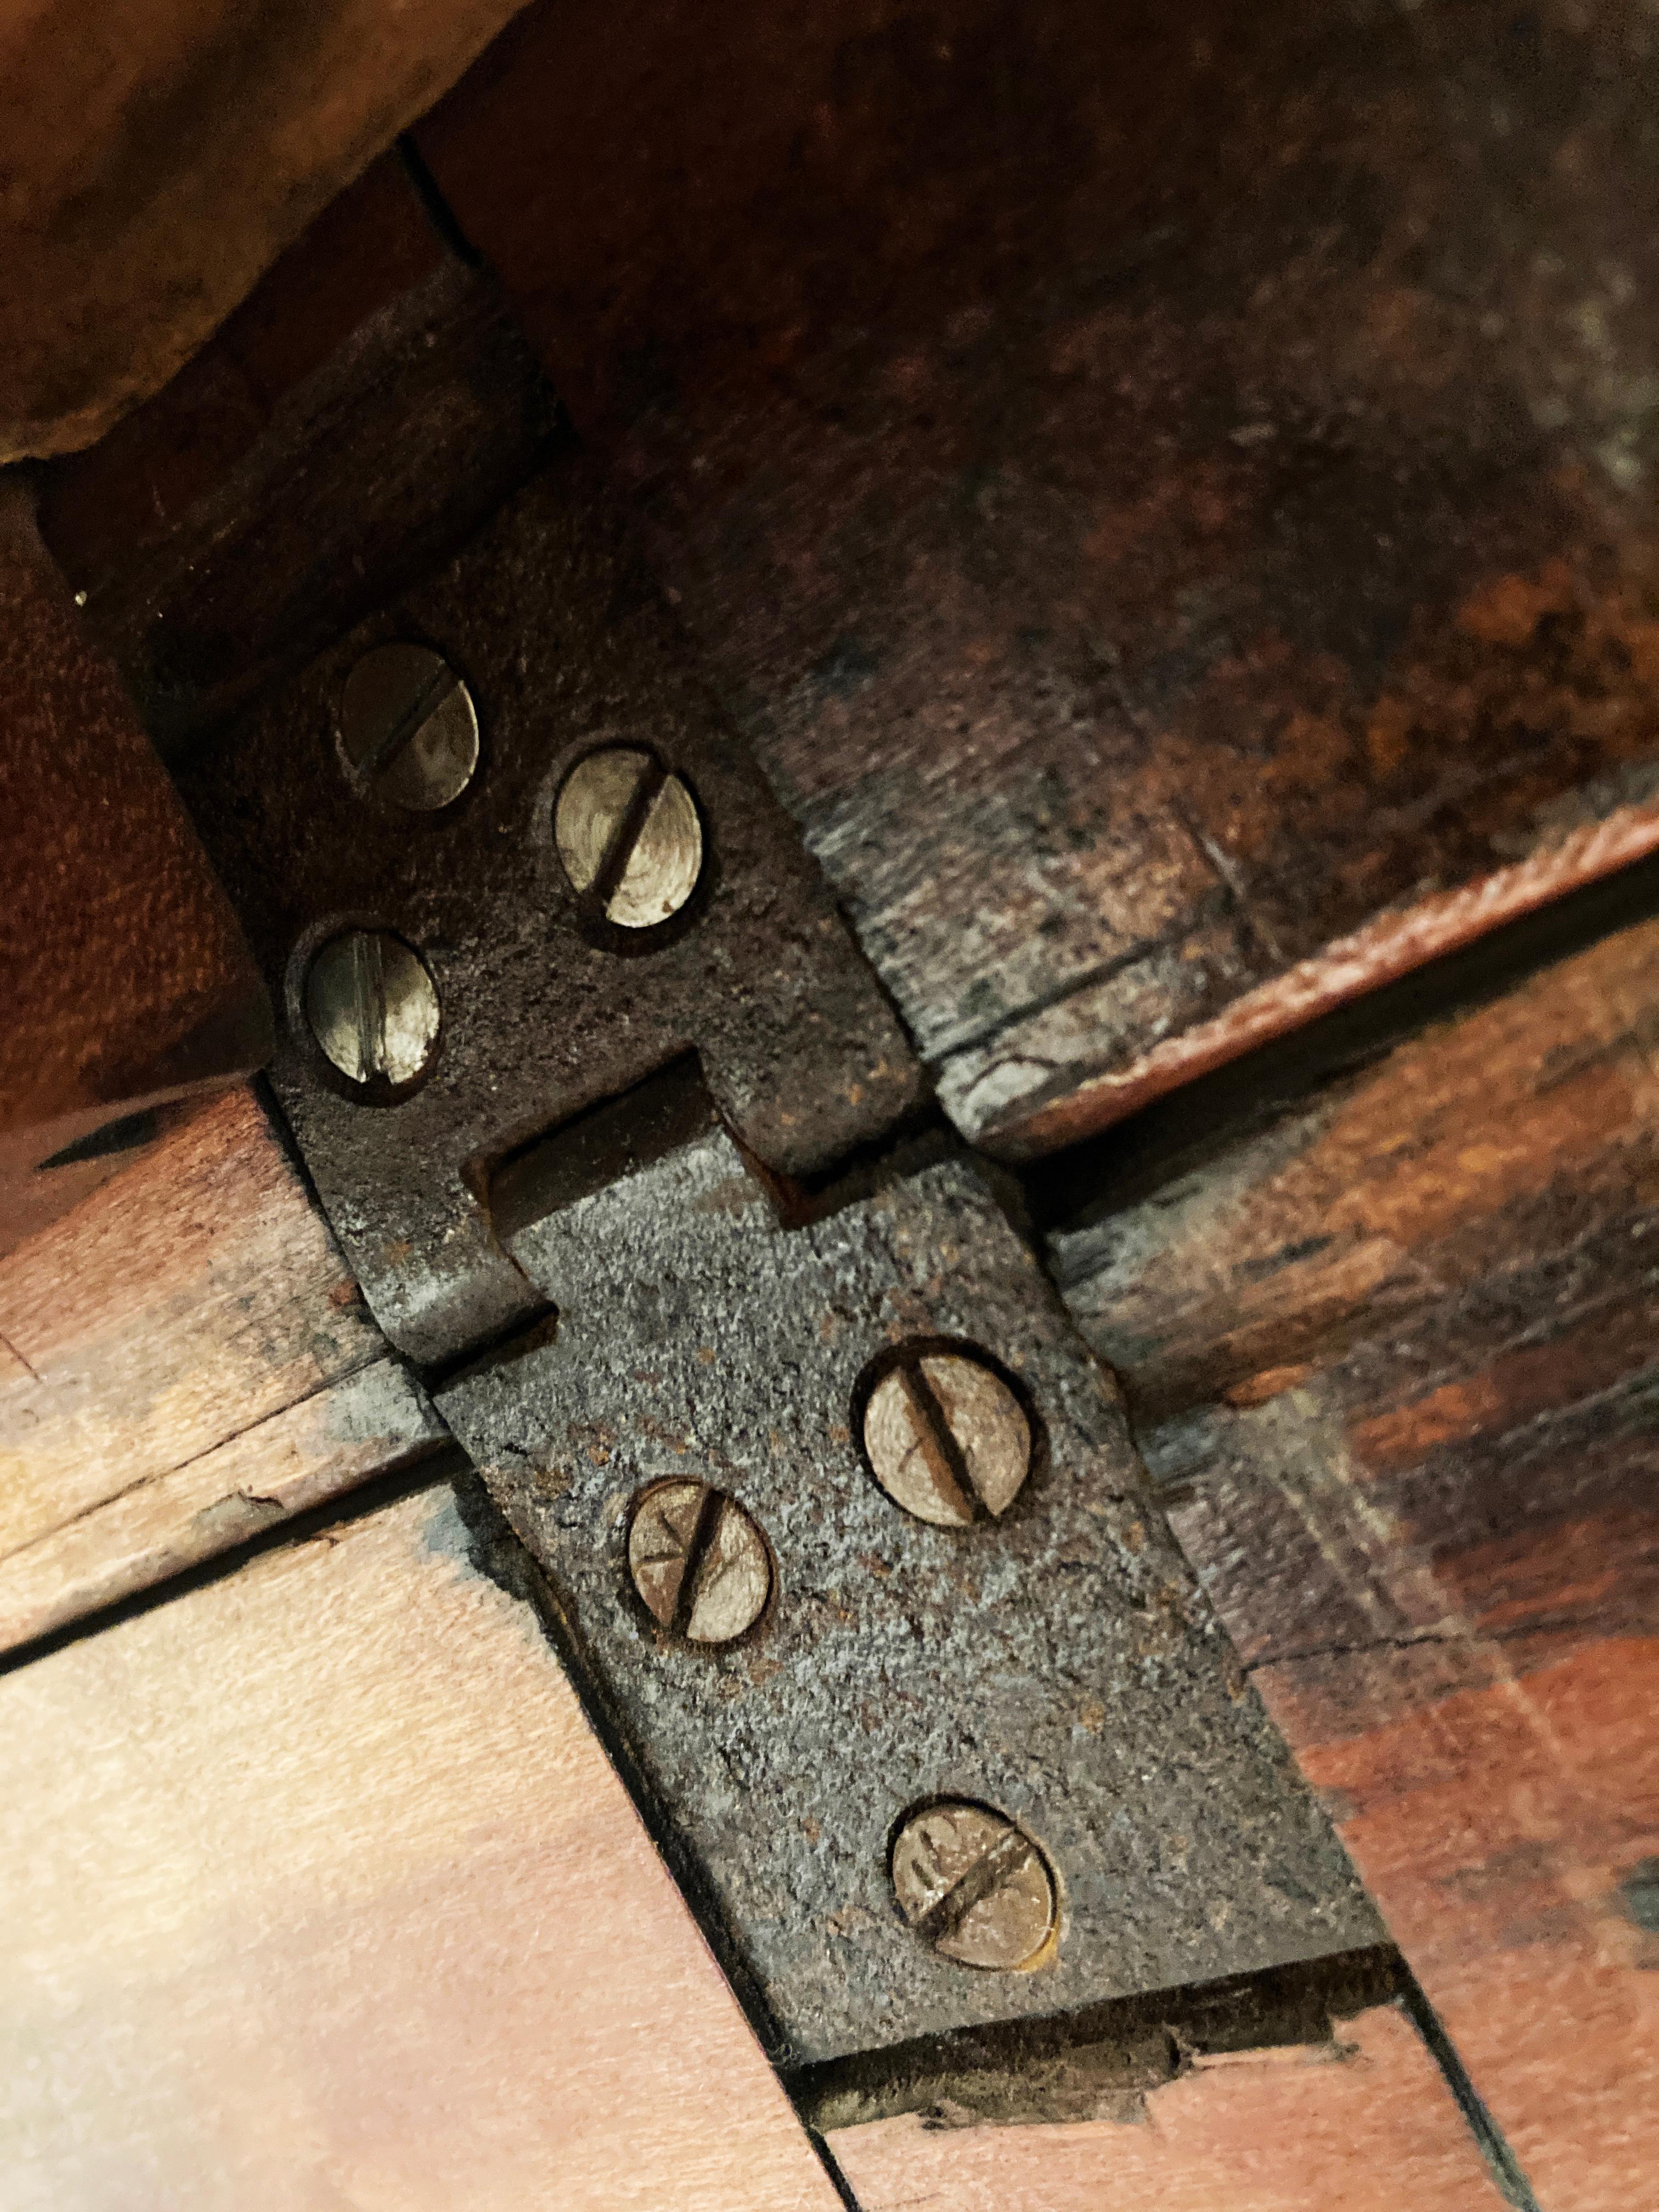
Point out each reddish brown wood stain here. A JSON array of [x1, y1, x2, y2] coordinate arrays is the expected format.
[[1260, 1645, 1659, 2212], [419, 0, 1659, 1151], [1060, 915, 1659, 2208]]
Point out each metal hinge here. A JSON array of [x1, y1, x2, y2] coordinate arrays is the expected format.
[[185, 452, 1377, 2064]]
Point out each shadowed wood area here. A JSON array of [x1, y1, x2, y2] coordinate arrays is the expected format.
[[1052, 913, 1659, 2211], [417, 0, 1659, 1156], [0, 1480, 841, 2211], [0, 0, 532, 456], [827, 2003, 1509, 2211], [35, 0, 1659, 1175], [0, 1086, 443, 1652]]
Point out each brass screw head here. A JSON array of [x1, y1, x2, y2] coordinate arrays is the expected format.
[[555, 747, 703, 928], [862, 1348, 1032, 1526], [890, 1801, 1057, 1970], [628, 1480, 771, 1644], [305, 930, 440, 1091], [339, 643, 479, 811]]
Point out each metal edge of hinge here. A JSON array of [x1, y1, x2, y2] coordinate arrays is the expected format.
[[178, 450, 1380, 2066]]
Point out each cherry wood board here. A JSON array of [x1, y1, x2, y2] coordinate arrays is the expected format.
[[0, 1479, 840, 2210]]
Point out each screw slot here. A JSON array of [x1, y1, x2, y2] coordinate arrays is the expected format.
[[628, 1480, 771, 1645], [890, 1800, 1058, 1971], [555, 747, 704, 930], [338, 642, 479, 812], [860, 1342, 1034, 1526], [303, 929, 441, 1096]]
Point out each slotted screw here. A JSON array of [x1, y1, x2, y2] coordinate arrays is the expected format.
[[555, 747, 703, 928], [862, 1347, 1031, 1526], [338, 642, 479, 811], [891, 1801, 1057, 1971], [628, 1480, 771, 1644], [304, 930, 440, 1091]]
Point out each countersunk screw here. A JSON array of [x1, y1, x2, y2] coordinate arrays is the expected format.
[[862, 1347, 1031, 1526], [555, 747, 703, 929], [339, 642, 479, 811], [891, 1801, 1057, 1971], [628, 1480, 771, 1644], [305, 929, 440, 1091]]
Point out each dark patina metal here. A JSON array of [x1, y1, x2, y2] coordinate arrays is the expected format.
[[437, 1102, 1379, 2062], [183, 462, 922, 1364]]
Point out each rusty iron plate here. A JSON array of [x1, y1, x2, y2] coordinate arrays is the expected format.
[[438, 1101, 1379, 2062]]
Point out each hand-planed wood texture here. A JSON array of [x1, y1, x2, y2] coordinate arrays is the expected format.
[[1052, 914, 1659, 2212], [826, 2004, 1510, 2212], [0, 0, 533, 457], [0, 1085, 443, 1653], [0, 1480, 841, 2211], [418, 0, 1659, 1157]]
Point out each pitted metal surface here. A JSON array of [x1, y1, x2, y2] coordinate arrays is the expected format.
[[183, 462, 921, 1363], [437, 1116, 1379, 2061]]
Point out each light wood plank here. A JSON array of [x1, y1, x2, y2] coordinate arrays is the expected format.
[[0, 1478, 840, 2212], [827, 2005, 1508, 2211], [0, 1084, 437, 1650]]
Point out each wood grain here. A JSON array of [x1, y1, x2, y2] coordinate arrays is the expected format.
[[1261, 1643, 1657, 2212], [826, 2004, 1509, 2211], [419, 0, 1659, 1156], [1053, 915, 1659, 2210], [0, 1085, 440, 1651], [38, 157, 558, 750], [1055, 910, 1659, 1423], [0, 1479, 841, 2211], [0, 0, 531, 456], [0, 481, 269, 1252]]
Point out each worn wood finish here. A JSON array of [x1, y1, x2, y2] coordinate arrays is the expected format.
[[0, 1479, 840, 2211], [0, 482, 269, 1251], [0, 1086, 442, 1652], [0, 0, 532, 457], [827, 2004, 1509, 2212], [1055, 910, 1659, 1425], [419, 0, 1659, 1157], [37, 157, 559, 750], [1053, 915, 1659, 2210]]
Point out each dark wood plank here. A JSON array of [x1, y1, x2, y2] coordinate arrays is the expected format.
[[0, 483, 269, 1250], [0, 0, 529, 456], [418, 0, 1659, 1154], [37, 158, 560, 750]]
